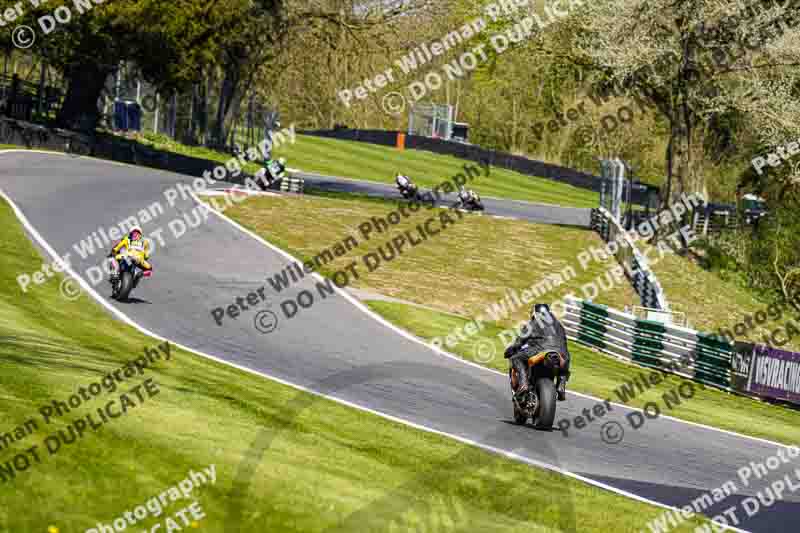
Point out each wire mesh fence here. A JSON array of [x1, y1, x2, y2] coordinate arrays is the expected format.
[[0, 51, 277, 154]]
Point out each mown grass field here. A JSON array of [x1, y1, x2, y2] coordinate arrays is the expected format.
[[0, 196, 708, 532], [213, 192, 638, 325], [274, 134, 600, 207], [217, 193, 800, 446], [135, 132, 600, 208]]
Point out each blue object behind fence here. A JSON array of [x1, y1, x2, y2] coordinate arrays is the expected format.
[[113, 100, 142, 131]]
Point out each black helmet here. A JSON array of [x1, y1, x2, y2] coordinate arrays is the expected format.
[[531, 303, 552, 321]]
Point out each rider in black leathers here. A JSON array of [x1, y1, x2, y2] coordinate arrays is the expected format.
[[504, 303, 571, 401]]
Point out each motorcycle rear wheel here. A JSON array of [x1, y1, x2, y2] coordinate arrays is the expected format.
[[532, 378, 557, 429]]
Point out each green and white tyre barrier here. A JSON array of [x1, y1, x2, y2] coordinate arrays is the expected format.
[[562, 296, 733, 390], [279, 175, 305, 193]]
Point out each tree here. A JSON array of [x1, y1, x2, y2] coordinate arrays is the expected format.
[[250, 0, 448, 130], [561, 0, 800, 206], [18, 0, 239, 131]]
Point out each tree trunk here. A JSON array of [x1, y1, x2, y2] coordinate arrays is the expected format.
[[664, 112, 693, 249], [189, 82, 199, 145], [665, 120, 691, 205], [224, 89, 247, 147], [211, 64, 241, 148], [56, 62, 114, 132]]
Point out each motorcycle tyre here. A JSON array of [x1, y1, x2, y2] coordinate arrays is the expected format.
[[532, 377, 557, 429], [117, 271, 134, 302]]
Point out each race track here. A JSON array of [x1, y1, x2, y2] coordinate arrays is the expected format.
[[295, 170, 593, 227], [1, 151, 797, 533]]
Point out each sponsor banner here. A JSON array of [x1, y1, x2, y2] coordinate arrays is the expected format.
[[746, 344, 800, 405], [730, 341, 755, 393]]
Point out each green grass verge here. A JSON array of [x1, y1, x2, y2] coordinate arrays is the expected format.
[[364, 300, 800, 446], [0, 199, 706, 532], [212, 193, 638, 323], [134, 131, 599, 208]]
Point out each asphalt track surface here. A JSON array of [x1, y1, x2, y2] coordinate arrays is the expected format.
[[1, 152, 798, 533], [296, 170, 593, 227]]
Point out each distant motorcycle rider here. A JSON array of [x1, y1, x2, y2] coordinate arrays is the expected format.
[[504, 303, 571, 401], [272, 157, 287, 177], [396, 173, 412, 189], [257, 157, 286, 189], [396, 173, 422, 201], [457, 186, 480, 208], [107, 225, 152, 278]]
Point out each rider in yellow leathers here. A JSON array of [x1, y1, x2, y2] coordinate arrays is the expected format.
[[108, 225, 152, 279]]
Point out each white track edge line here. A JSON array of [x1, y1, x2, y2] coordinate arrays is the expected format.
[[0, 150, 774, 530]]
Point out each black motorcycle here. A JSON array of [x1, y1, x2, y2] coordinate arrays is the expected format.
[[456, 191, 484, 211], [509, 351, 563, 429], [109, 252, 150, 301]]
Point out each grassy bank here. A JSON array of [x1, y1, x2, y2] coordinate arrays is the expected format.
[[210, 192, 638, 324], [643, 241, 800, 352], [274, 134, 599, 207]]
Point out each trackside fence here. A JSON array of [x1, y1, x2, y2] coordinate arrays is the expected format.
[[591, 207, 669, 310], [563, 296, 800, 407], [562, 296, 734, 390]]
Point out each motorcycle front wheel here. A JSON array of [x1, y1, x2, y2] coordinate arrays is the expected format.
[[117, 271, 134, 301]]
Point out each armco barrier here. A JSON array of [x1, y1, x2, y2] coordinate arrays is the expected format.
[[562, 296, 733, 390], [590, 206, 669, 310], [300, 128, 605, 193]]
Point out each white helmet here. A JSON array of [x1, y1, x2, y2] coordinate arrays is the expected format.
[[129, 225, 143, 238]]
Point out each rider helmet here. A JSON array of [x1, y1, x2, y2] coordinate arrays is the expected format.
[[532, 303, 550, 317], [129, 225, 143, 240], [531, 303, 553, 324]]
